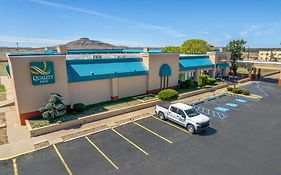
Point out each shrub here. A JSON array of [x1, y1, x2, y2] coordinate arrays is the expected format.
[[39, 93, 66, 120], [207, 77, 216, 85], [158, 89, 179, 101], [242, 90, 250, 95], [73, 103, 86, 112], [179, 78, 195, 88], [232, 87, 243, 94], [198, 74, 208, 87], [227, 86, 233, 92]]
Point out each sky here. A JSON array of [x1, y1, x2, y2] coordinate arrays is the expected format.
[[1, 0, 281, 48]]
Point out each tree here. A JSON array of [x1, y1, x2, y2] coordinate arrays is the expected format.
[[162, 46, 181, 53], [181, 39, 212, 54], [39, 93, 67, 120], [225, 39, 247, 75], [162, 39, 212, 54]]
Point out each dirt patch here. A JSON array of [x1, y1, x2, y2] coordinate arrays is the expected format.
[[0, 93, 6, 102], [0, 112, 8, 145]]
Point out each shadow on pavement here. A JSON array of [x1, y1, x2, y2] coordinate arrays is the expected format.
[[258, 77, 278, 84], [198, 127, 217, 136]]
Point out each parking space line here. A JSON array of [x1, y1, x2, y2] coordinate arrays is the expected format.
[[85, 136, 119, 170], [13, 159, 18, 175], [152, 116, 191, 135], [111, 128, 149, 156], [133, 121, 173, 144], [53, 145, 73, 175]]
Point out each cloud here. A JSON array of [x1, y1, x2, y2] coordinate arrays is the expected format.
[[0, 35, 160, 48], [240, 22, 281, 38], [239, 25, 263, 37], [29, 0, 186, 38], [199, 31, 209, 35], [0, 35, 71, 47]]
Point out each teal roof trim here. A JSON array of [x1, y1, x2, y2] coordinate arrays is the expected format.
[[216, 63, 229, 68], [67, 58, 148, 82], [179, 56, 214, 71], [159, 64, 172, 76], [67, 49, 161, 54]]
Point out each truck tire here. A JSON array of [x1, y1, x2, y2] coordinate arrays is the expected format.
[[186, 124, 195, 134], [158, 112, 165, 120]]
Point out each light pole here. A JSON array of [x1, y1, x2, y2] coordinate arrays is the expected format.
[[16, 42, 19, 53]]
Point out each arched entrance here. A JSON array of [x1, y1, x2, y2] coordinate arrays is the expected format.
[[159, 64, 172, 89]]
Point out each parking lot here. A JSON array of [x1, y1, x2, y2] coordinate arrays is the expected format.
[[1, 77, 281, 175]]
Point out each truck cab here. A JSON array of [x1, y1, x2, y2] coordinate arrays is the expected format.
[[155, 102, 210, 134]]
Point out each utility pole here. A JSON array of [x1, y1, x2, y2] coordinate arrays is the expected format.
[[16, 42, 19, 53]]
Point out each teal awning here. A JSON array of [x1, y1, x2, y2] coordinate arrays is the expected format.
[[159, 64, 172, 76], [179, 56, 214, 71], [67, 58, 148, 82], [216, 63, 229, 68]]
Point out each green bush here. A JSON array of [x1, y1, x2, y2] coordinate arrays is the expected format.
[[158, 89, 179, 101], [232, 87, 243, 94], [227, 86, 233, 92], [242, 90, 250, 95], [73, 103, 86, 112], [198, 74, 208, 87], [179, 78, 195, 88], [207, 77, 216, 85], [38, 93, 66, 120]]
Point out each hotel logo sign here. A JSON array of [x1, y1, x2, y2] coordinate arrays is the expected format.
[[30, 61, 55, 85]]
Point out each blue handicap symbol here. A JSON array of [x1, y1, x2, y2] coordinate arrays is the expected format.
[[235, 98, 247, 103], [226, 103, 239, 107], [214, 107, 230, 112]]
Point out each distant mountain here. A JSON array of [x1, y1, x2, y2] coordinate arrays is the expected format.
[[64, 38, 126, 49]]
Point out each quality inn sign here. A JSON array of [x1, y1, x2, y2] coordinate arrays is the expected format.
[[30, 61, 55, 85]]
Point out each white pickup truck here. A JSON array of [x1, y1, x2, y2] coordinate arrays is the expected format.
[[155, 102, 210, 134]]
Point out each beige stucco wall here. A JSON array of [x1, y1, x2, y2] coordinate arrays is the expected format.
[[117, 75, 147, 98], [68, 79, 111, 105], [142, 53, 179, 91], [208, 52, 231, 64], [8, 55, 69, 117]]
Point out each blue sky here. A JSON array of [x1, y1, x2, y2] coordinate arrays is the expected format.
[[1, 0, 281, 48]]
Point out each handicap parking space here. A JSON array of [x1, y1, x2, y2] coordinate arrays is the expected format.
[[16, 146, 68, 175], [56, 136, 115, 175], [192, 93, 260, 119], [0, 160, 14, 175], [86, 129, 148, 170]]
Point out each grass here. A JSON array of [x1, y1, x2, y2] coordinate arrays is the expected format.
[[0, 84, 6, 102], [0, 62, 8, 76], [0, 84, 5, 93], [28, 95, 158, 129], [237, 67, 277, 75]]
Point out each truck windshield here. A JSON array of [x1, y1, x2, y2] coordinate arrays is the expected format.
[[185, 108, 200, 117]]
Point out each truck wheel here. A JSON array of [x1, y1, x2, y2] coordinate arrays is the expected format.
[[186, 124, 195, 134], [158, 112, 165, 120]]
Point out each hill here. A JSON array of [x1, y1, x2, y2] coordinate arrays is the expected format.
[[65, 38, 125, 49]]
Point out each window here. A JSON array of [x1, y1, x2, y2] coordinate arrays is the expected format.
[[185, 108, 200, 117], [170, 107, 178, 113], [177, 109, 186, 118]]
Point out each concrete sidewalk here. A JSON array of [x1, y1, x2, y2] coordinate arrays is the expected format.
[[0, 86, 227, 160]]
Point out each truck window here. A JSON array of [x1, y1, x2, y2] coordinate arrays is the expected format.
[[178, 109, 186, 118], [185, 108, 200, 117], [170, 107, 178, 113]]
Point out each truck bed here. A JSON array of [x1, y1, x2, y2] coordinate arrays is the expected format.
[[157, 102, 171, 110]]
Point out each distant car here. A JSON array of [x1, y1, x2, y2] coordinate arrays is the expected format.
[[155, 102, 210, 134]]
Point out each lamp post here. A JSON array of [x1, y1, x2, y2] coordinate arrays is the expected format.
[[16, 42, 19, 53]]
